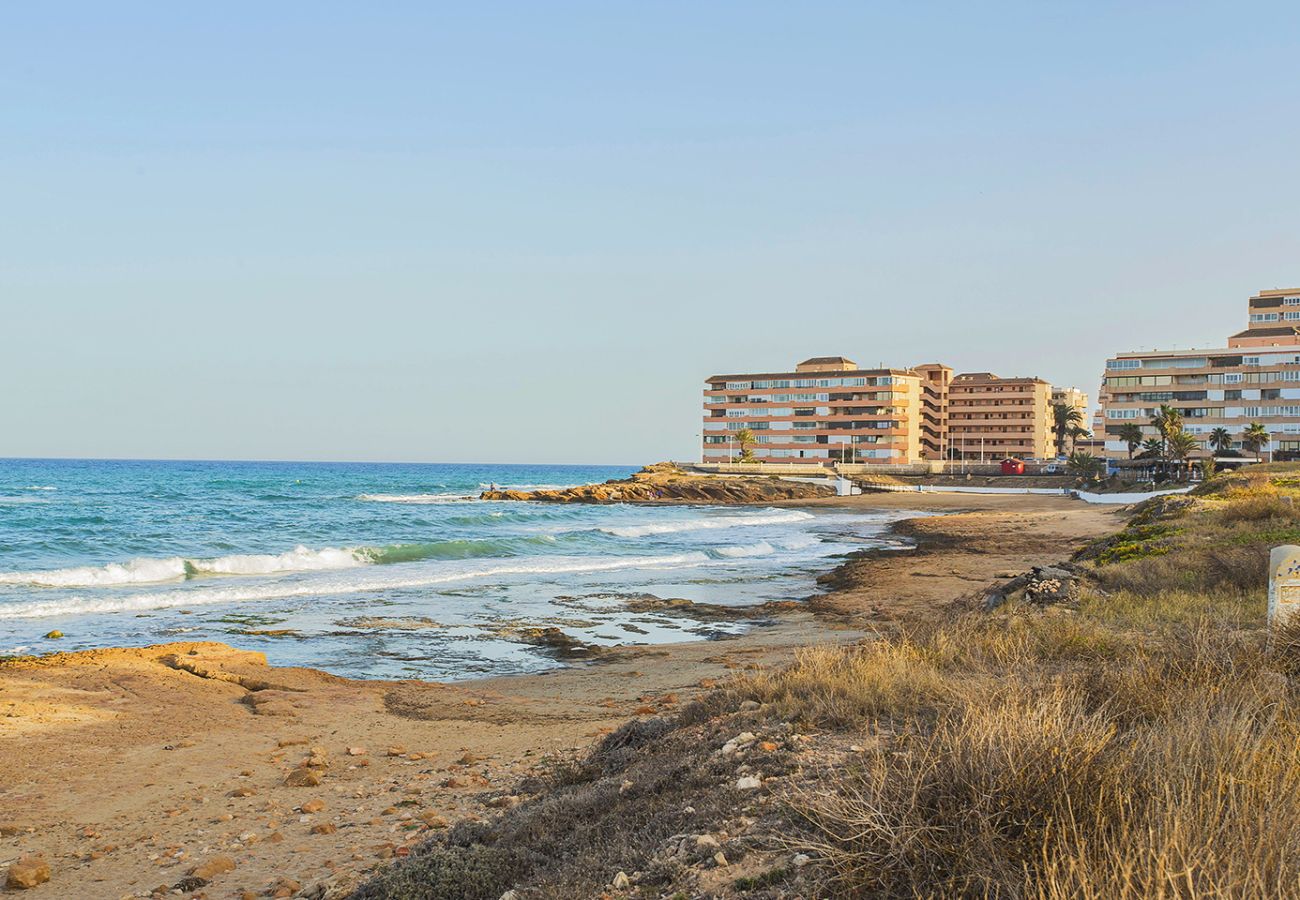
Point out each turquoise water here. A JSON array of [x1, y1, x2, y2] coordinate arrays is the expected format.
[[0, 459, 906, 679]]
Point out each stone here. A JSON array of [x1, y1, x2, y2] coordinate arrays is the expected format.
[[285, 767, 322, 787], [739, 700, 760, 711], [694, 834, 720, 850], [792, 852, 811, 867], [736, 775, 762, 790], [385, 746, 407, 757], [43, 630, 63, 640], [611, 871, 631, 889], [5, 857, 51, 889], [189, 855, 236, 880], [499, 892, 519, 900], [300, 800, 325, 814], [0, 824, 30, 837], [418, 811, 449, 829], [712, 851, 729, 867], [311, 823, 336, 835], [228, 787, 256, 798], [346, 746, 367, 756]]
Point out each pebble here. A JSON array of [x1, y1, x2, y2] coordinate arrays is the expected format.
[[347, 747, 367, 756], [611, 871, 631, 889], [713, 851, 729, 867], [793, 852, 811, 867], [300, 800, 326, 814], [736, 776, 762, 790], [285, 767, 322, 787], [311, 823, 337, 835]]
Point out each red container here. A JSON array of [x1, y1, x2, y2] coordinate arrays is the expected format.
[[1001, 458, 1025, 475]]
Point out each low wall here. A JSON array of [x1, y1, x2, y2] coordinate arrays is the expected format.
[[1071, 487, 1193, 504]]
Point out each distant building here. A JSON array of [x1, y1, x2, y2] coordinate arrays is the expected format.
[[703, 357, 1060, 466], [947, 372, 1054, 461], [1098, 287, 1300, 459], [1052, 386, 1090, 415], [702, 357, 922, 464]]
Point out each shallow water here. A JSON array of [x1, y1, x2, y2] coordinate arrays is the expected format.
[[0, 459, 911, 679]]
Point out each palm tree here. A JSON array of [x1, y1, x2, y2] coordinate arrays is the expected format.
[[1117, 423, 1144, 459], [1067, 425, 1091, 453], [1209, 426, 1233, 456], [1242, 422, 1270, 462], [1149, 405, 1184, 459], [1166, 430, 1200, 480], [1067, 450, 1105, 482], [1052, 402, 1084, 457], [1139, 437, 1164, 459], [734, 427, 757, 463]]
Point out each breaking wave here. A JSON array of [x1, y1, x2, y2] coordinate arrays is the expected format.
[[597, 510, 815, 538], [0, 552, 713, 620]]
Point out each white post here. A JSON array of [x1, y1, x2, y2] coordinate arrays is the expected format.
[[1269, 545, 1300, 630]]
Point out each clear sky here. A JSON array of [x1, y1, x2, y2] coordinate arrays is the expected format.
[[3, 2, 1298, 464]]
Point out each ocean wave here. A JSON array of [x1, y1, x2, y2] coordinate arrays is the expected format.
[[23, 485, 56, 491], [0, 496, 49, 505], [0, 546, 368, 588], [712, 541, 776, 558], [597, 510, 815, 538], [0, 535, 584, 589], [0, 552, 714, 620]]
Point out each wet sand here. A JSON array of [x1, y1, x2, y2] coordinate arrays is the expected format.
[[0, 492, 1123, 898]]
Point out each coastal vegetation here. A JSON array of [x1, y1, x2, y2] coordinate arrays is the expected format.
[[359, 463, 1300, 898]]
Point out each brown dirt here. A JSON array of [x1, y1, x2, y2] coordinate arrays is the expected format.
[[0, 492, 1121, 899]]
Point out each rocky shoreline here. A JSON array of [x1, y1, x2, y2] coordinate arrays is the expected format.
[[479, 463, 834, 504], [0, 493, 1122, 898]]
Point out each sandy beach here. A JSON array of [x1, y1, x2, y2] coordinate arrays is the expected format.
[[0, 492, 1122, 899]]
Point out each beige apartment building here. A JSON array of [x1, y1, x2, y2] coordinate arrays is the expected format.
[[703, 358, 1059, 466], [1099, 288, 1300, 460], [703, 357, 922, 464], [947, 372, 1054, 461]]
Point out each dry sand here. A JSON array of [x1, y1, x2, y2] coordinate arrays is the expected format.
[[0, 492, 1123, 898]]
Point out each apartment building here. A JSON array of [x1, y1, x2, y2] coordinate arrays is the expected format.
[[1052, 386, 1090, 415], [947, 372, 1054, 460], [703, 358, 1060, 466], [702, 357, 922, 464], [1099, 288, 1300, 459]]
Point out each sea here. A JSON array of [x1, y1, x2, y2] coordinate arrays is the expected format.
[[0, 459, 909, 681]]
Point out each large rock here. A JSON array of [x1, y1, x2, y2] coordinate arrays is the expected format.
[[5, 857, 50, 889], [481, 467, 833, 505]]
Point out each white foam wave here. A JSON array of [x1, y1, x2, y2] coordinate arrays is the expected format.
[[0, 496, 48, 505], [23, 485, 56, 491], [0, 546, 368, 588], [714, 541, 776, 558], [598, 510, 815, 538], [0, 552, 713, 620], [357, 493, 476, 504]]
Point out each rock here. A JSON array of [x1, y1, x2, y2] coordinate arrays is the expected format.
[[189, 855, 236, 880], [0, 824, 31, 837], [418, 811, 449, 829], [792, 852, 811, 867], [611, 871, 631, 889], [346, 746, 367, 756], [173, 875, 208, 892], [736, 775, 762, 790], [305, 746, 330, 768], [499, 891, 519, 900], [486, 795, 519, 809], [694, 834, 720, 850], [311, 823, 336, 835], [385, 746, 407, 757], [5, 857, 50, 889], [228, 787, 256, 798], [739, 700, 760, 711], [712, 851, 729, 867], [300, 800, 325, 814], [721, 732, 757, 754], [285, 767, 322, 787]]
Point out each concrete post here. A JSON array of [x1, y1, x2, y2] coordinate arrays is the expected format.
[[1268, 545, 1300, 629]]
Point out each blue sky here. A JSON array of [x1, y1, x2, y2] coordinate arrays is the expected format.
[[3, 2, 1298, 463]]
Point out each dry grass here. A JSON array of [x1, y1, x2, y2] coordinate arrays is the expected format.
[[743, 465, 1300, 898]]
